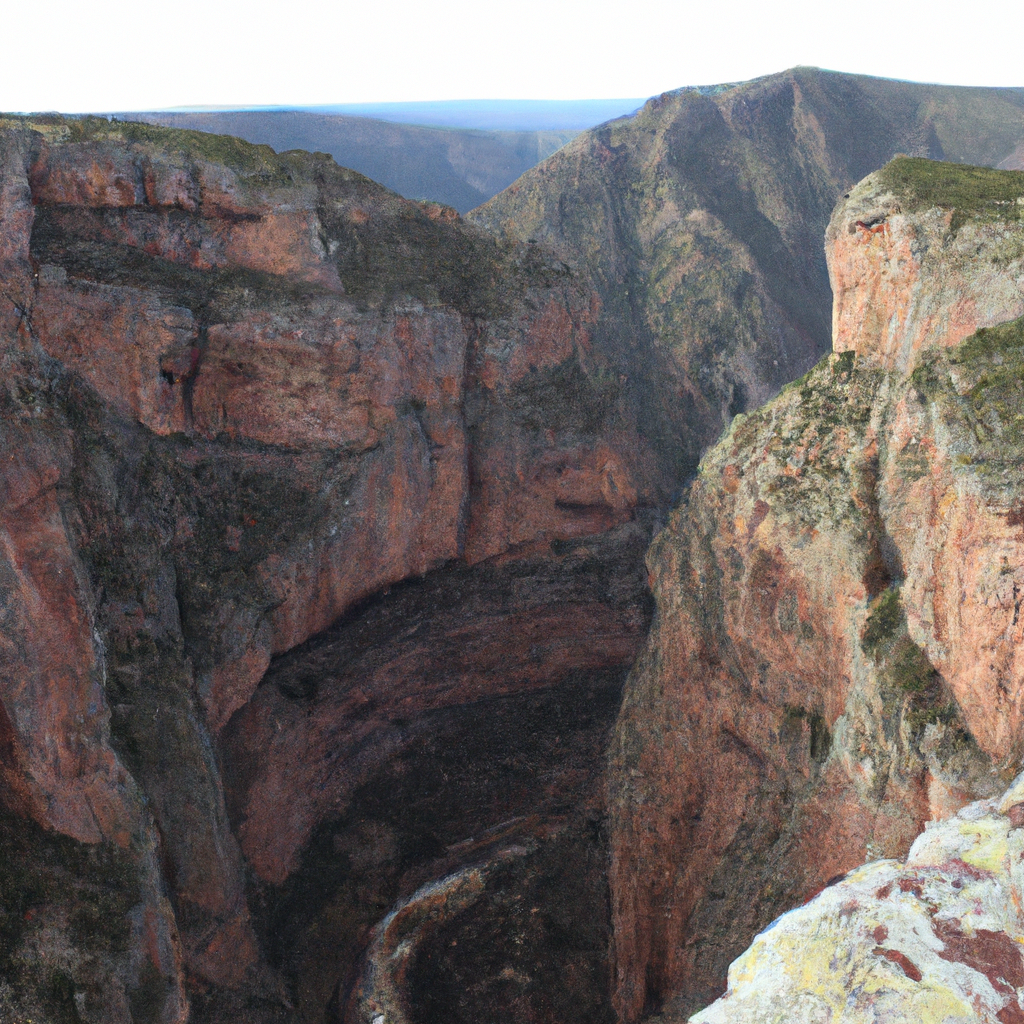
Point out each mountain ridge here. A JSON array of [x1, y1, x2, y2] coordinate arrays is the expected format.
[[469, 66, 1024, 506]]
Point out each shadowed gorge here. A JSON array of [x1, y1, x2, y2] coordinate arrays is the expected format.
[[2, 68, 1024, 1024]]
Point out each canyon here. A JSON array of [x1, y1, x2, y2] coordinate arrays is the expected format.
[[694, 771, 1024, 1023], [1, 66, 1024, 1024]]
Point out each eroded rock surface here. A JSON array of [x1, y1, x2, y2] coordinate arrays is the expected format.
[[829, 160, 1024, 373], [608, 159, 1024, 1021], [0, 115, 650, 1023], [692, 774, 1024, 1023]]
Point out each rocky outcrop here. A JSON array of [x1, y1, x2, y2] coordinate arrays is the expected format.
[[0, 115, 650, 1022], [608, 158, 1024, 1021], [829, 159, 1024, 373], [692, 773, 1024, 1023]]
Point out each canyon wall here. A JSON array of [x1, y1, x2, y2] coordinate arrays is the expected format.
[[0, 115, 652, 1023], [608, 159, 1024, 1021]]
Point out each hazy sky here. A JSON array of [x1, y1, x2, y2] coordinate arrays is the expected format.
[[4, 0, 1023, 112]]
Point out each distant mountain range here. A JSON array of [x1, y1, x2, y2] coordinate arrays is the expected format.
[[145, 98, 647, 132], [115, 109, 581, 212]]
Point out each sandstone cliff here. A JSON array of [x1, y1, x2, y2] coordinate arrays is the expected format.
[[608, 158, 1024, 1021], [0, 115, 650, 1024]]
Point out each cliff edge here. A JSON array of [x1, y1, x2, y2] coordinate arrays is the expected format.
[[608, 157, 1024, 1021], [693, 773, 1024, 1023]]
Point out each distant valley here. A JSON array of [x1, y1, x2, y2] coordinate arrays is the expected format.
[[116, 109, 578, 212]]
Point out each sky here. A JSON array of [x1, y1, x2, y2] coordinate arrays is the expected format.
[[3, 0, 1024, 113]]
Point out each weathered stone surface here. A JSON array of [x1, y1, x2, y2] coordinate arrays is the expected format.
[[608, 159, 1024, 1022], [0, 115, 650, 1021], [829, 160, 1024, 373], [691, 774, 1024, 1024]]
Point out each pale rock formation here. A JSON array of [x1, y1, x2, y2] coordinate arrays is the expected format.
[[691, 775, 1024, 1023]]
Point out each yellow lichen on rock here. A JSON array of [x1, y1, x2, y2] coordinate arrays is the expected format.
[[691, 777, 1024, 1023]]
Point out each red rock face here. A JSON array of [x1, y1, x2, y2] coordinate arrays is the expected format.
[[608, 162, 1024, 1022], [20, 125, 646, 732], [0, 118, 653, 1019], [0, 131, 189, 1023], [882, 401, 1024, 762], [0, 415, 129, 844], [827, 170, 1024, 374]]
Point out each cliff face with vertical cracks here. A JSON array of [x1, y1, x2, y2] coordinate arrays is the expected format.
[[608, 158, 1024, 1022], [0, 115, 653, 1023]]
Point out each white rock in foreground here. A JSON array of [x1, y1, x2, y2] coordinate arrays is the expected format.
[[690, 776, 1024, 1023]]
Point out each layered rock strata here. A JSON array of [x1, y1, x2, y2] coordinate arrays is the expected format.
[[608, 159, 1024, 1021], [0, 115, 648, 1023]]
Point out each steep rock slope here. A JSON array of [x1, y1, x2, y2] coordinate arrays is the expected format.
[[121, 111, 577, 213], [470, 67, 1024, 500], [0, 115, 651, 1023], [693, 773, 1024, 1024], [608, 159, 1024, 1021]]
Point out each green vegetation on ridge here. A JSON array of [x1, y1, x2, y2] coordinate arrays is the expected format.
[[878, 156, 1024, 223], [910, 313, 1024, 490]]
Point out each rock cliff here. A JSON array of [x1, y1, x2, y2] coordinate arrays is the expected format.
[[608, 158, 1024, 1021], [0, 115, 650, 1023]]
